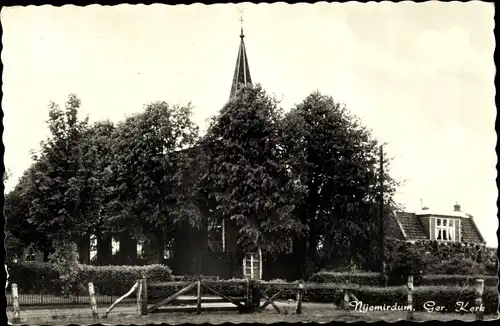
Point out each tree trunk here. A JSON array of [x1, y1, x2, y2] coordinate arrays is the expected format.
[[305, 231, 318, 279], [63, 281, 70, 298], [199, 216, 209, 275], [151, 230, 165, 264], [118, 232, 137, 265], [293, 237, 307, 281], [77, 234, 91, 264], [225, 218, 238, 253], [97, 233, 112, 265]]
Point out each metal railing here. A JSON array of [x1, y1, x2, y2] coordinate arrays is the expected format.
[[5, 279, 137, 307]]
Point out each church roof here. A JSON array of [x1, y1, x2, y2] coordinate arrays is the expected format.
[[229, 25, 252, 98]]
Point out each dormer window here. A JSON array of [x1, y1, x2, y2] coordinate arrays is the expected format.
[[436, 218, 455, 241]]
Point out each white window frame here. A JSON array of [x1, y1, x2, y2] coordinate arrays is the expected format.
[[435, 218, 455, 241], [243, 248, 262, 280], [111, 237, 120, 255]]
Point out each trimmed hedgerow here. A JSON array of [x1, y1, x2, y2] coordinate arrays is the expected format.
[[76, 264, 172, 296], [8, 262, 60, 282], [419, 275, 498, 287], [308, 271, 383, 286], [308, 271, 499, 287], [8, 262, 172, 296]]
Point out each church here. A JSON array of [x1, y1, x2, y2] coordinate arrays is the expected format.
[[72, 21, 277, 280]]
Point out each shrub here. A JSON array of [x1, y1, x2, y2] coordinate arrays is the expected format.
[[48, 241, 80, 281], [386, 243, 428, 285], [385, 238, 498, 276]]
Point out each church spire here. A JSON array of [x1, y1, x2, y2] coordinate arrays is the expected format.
[[230, 13, 252, 99]]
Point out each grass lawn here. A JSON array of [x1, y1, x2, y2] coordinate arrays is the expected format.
[[7, 302, 498, 325]]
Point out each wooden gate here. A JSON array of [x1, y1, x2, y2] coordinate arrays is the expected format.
[[142, 278, 247, 315]]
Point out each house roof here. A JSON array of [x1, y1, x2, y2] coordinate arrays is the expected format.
[[395, 212, 428, 240], [387, 210, 485, 244]]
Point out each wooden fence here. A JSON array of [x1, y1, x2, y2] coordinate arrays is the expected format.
[[8, 277, 487, 322]]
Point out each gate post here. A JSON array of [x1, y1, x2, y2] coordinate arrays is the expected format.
[[475, 279, 484, 321], [12, 283, 21, 324], [407, 276, 414, 321], [141, 278, 148, 316], [136, 280, 143, 317], [296, 281, 304, 315]]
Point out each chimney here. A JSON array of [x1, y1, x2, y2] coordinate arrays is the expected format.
[[454, 202, 461, 212], [420, 198, 428, 211]]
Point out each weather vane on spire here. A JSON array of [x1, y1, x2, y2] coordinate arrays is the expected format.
[[239, 8, 244, 37]]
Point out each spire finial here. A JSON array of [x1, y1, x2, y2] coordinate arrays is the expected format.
[[239, 8, 244, 38]]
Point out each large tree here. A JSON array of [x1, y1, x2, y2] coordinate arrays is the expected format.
[[74, 120, 116, 263], [281, 92, 399, 278], [21, 94, 90, 248], [200, 84, 303, 254], [102, 101, 199, 263]]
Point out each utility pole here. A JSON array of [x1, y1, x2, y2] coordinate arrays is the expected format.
[[379, 144, 387, 285]]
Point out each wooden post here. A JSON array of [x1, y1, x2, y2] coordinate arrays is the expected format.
[[11, 283, 21, 324], [407, 276, 414, 321], [141, 278, 148, 316], [88, 282, 99, 319], [245, 278, 252, 311], [296, 282, 304, 315], [250, 254, 254, 280], [243, 255, 247, 279], [343, 289, 350, 311], [222, 218, 226, 252], [258, 247, 263, 280], [196, 280, 202, 315], [136, 280, 143, 317], [475, 278, 484, 321]]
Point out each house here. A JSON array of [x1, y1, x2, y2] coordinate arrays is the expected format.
[[386, 203, 485, 244]]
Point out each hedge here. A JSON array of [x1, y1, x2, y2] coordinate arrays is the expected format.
[[309, 271, 499, 287], [7, 262, 172, 296], [309, 271, 383, 286], [419, 275, 498, 287], [7, 262, 60, 282]]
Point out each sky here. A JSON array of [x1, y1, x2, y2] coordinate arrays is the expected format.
[[1, 2, 497, 246]]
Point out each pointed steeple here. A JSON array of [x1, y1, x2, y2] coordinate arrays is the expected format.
[[229, 15, 252, 99]]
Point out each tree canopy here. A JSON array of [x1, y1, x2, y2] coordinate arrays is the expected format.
[[5, 87, 400, 277], [281, 92, 399, 277], [199, 84, 302, 254]]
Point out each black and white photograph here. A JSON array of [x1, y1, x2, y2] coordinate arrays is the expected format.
[[1, 2, 498, 324]]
